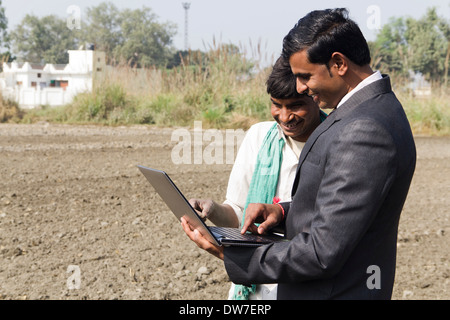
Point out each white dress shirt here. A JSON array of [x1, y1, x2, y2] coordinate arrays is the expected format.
[[336, 71, 383, 109]]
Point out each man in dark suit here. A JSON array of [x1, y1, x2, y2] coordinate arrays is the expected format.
[[181, 8, 416, 299]]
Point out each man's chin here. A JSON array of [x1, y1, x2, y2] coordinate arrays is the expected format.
[[318, 98, 338, 110], [282, 130, 302, 140], [279, 122, 304, 136], [319, 101, 333, 110]]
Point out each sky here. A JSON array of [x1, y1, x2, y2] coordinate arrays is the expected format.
[[2, 0, 450, 65]]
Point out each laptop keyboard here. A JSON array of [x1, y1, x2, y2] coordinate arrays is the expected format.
[[209, 226, 277, 243]]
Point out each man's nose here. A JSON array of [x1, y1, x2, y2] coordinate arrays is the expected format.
[[279, 107, 293, 123], [296, 78, 308, 94]]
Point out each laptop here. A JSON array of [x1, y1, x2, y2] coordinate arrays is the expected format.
[[137, 165, 287, 247]]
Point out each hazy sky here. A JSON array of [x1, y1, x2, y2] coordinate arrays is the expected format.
[[3, 0, 450, 64]]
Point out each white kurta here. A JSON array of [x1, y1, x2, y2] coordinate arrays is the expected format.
[[223, 121, 304, 300]]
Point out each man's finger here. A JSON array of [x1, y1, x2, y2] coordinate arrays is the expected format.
[[188, 199, 199, 210], [181, 217, 194, 239], [193, 229, 201, 241], [243, 223, 259, 235], [241, 215, 254, 234], [181, 217, 224, 260], [181, 218, 206, 245], [257, 215, 278, 235], [241, 203, 264, 234]]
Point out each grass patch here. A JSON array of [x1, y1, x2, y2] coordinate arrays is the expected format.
[[2, 43, 449, 136], [398, 91, 450, 136], [0, 93, 23, 123]]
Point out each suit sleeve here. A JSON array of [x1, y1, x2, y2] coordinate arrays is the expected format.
[[224, 118, 398, 285]]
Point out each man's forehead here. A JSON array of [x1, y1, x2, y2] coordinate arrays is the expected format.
[[271, 95, 312, 104], [289, 50, 316, 72]]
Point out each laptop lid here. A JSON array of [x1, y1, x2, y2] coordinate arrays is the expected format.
[[137, 165, 221, 246]]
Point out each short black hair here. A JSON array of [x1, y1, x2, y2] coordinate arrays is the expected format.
[[266, 56, 303, 99], [282, 8, 371, 67]]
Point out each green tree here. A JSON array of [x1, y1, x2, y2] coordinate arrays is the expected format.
[[371, 7, 449, 84], [0, 0, 8, 50], [8, 2, 177, 68], [82, 2, 176, 67], [166, 49, 217, 70], [10, 14, 79, 64], [405, 8, 449, 83], [113, 7, 176, 67], [370, 17, 409, 76], [81, 2, 122, 63], [437, 10, 450, 88], [0, 0, 14, 66]]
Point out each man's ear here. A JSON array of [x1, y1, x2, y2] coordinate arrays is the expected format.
[[330, 52, 348, 76]]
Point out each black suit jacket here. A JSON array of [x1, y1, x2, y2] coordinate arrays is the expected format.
[[223, 75, 416, 299]]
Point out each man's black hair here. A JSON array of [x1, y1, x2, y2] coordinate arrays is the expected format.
[[282, 8, 371, 67], [266, 56, 303, 99]]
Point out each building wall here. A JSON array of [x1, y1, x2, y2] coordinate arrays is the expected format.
[[1, 87, 75, 109], [0, 50, 105, 109]]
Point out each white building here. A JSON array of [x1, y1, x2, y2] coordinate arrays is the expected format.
[[0, 50, 105, 109]]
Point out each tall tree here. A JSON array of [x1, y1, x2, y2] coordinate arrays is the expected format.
[[371, 7, 449, 84], [10, 14, 79, 64], [437, 10, 450, 88], [8, 2, 177, 68], [82, 2, 177, 67], [0, 0, 8, 50], [371, 17, 409, 76], [405, 8, 449, 83], [81, 2, 122, 63], [0, 0, 14, 65], [113, 7, 176, 67]]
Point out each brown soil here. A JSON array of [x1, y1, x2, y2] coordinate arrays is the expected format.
[[0, 123, 448, 300]]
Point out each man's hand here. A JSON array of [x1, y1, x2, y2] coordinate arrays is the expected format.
[[241, 203, 284, 235], [188, 198, 239, 228], [189, 199, 215, 221], [180, 217, 224, 260]]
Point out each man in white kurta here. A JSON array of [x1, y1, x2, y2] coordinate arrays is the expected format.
[[224, 121, 305, 299], [187, 56, 324, 299]]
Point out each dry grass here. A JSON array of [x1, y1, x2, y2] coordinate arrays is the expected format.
[[0, 92, 23, 123], [2, 42, 449, 136]]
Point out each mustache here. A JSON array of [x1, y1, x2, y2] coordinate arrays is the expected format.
[[274, 117, 303, 126]]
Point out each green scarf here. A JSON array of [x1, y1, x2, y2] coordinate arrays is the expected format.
[[232, 122, 284, 300], [232, 111, 328, 300]]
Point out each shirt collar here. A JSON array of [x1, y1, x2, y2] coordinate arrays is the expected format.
[[336, 71, 382, 109], [274, 123, 286, 141]]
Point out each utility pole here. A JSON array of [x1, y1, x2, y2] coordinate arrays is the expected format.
[[182, 3, 191, 51]]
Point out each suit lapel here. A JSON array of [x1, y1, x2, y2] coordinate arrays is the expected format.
[[291, 110, 338, 193], [291, 75, 393, 194], [331, 74, 392, 121]]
